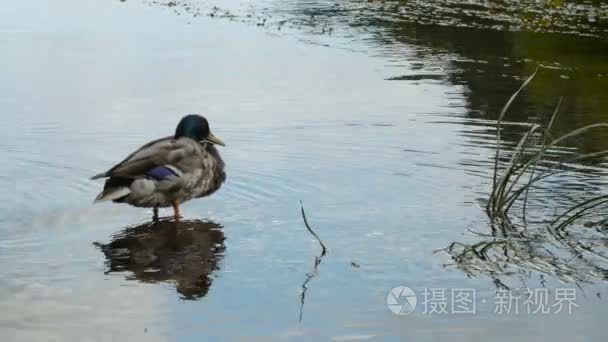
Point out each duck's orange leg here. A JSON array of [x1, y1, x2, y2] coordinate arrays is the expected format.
[[171, 200, 181, 223]]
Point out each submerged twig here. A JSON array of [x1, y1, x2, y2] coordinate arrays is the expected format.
[[298, 201, 328, 322], [299, 268, 317, 322], [300, 201, 327, 256]]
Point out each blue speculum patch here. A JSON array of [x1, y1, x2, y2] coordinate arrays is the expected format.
[[145, 166, 177, 180]]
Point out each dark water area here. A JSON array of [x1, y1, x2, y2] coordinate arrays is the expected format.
[[1, 0, 607, 341]]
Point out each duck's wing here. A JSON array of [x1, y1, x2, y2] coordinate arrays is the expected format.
[[91, 136, 197, 180]]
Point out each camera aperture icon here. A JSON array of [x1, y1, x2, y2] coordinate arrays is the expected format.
[[387, 285, 417, 315]]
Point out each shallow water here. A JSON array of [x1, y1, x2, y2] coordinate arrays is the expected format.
[[1, 0, 607, 341]]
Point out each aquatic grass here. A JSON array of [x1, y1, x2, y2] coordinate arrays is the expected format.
[[441, 66, 608, 287], [550, 194, 608, 235], [492, 126, 608, 220], [488, 66, 540, 219], [437, 239, 590, 284], [487, 67, 608, 222]]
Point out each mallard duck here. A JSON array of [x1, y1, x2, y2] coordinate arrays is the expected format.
[[91, 114, 226, 222]]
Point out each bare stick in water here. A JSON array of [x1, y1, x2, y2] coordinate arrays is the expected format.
[[298, 201, 327, 322], [300, 200, 327, 256]]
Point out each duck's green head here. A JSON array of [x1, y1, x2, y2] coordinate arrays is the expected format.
[[175, 114, 225, 146]]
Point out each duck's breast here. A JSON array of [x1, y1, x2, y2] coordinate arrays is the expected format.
[[194, 144, 226, 198]]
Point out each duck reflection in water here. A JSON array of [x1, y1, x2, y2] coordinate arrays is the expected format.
[[95, 219, 225, 300]]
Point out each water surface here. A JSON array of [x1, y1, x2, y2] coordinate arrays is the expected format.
[[1, 0, 607, 341]]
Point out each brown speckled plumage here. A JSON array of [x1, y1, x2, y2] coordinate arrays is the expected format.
[[92, 115, 226, 221]]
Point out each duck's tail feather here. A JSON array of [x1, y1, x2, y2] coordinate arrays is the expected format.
[[91, 172, 108, 180], [94, 177, 134, 203], [94, 187, 131, 203]]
